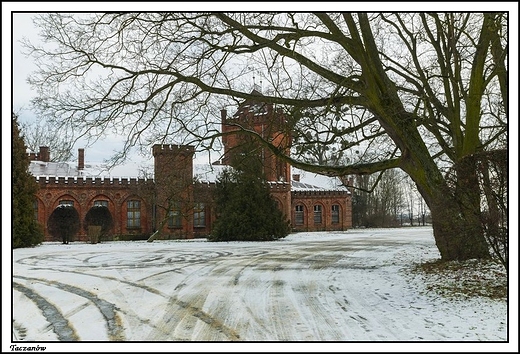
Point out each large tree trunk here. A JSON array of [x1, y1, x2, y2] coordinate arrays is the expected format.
[[400, 140, 491, 261], [419, 155, 490, 261], [429, 195, 490, 261]]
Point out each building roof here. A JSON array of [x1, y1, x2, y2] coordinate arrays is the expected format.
[[290, 168, 349, 192], [29, 160, 349, 193], [28, 160, 150, 178], [193, 164, 348, 192]]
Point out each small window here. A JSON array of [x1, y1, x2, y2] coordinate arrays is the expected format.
[[94, 200, 109, 207], [168, 202, 182, 228], [127, 200, 141, 228], [332, 205, 340, 224], [59, 200, 74, 207], [33, 200, 39, 221], [194, 203, 205, 228], [313, 204, 322, 224], [295, 205, 304, 225]]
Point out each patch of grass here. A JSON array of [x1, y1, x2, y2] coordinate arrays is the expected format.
[[412, 259, 507, 300]]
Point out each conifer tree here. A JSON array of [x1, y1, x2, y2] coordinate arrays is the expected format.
[[12, 113, 44, 248], [209, 168, 290, 242], [209, 138, 290, 242]]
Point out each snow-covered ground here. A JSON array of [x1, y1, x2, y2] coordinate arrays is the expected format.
[[7, 227, 517, 352]]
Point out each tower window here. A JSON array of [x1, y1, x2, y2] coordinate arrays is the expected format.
[[33, 200, 38, 221], [168, 202, 182, 228]]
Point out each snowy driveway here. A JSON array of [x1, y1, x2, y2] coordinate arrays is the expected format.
[[12, 227, 507, 344]]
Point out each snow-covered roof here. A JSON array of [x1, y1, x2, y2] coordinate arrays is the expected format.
[[29, 160, 80, 177], [29, 161, 349, 193], [28, 160, 151, 179], [194, 164, 349, 192], [290, 168, 349, 192]]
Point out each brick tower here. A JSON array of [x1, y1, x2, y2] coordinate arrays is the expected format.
[[152, 144, 195, 237], [221, 89, 292, 182]]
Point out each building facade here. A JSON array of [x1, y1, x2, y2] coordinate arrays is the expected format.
[[30, 93, 352, 242]]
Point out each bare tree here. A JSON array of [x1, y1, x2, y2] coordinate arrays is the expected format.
[[351, 169, 406, 228], [22, 12, 508, 261], [20, 119, 74, 162]]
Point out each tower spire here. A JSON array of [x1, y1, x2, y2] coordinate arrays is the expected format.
[[252, 71, 262, 93]]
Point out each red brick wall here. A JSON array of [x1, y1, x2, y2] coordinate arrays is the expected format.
[[291, 191, 352, 232], [34, 177, 153, 241], [32, 100, 352, 241], [33, 176, 352, 241], [221, 102, 291, 182]]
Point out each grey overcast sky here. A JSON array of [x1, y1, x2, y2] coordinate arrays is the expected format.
[[5, 3, 518, 166]]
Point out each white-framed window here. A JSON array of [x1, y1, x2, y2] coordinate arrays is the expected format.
[[127, 200, 141, 228], [59, 200, 74, 207]]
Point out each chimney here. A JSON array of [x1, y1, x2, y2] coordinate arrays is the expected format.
[[39, 146, 50, 162], [292, 174, 300, 182], [221, 109, 227, 122], [346, 176, 354, 194], [78, 148, 85, 170]]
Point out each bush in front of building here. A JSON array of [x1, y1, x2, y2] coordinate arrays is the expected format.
[[84, 205, 114, 242], [48, 205, 80, 244]]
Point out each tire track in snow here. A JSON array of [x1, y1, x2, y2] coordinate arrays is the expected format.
[[12, 282, 79, 341], [145, 260, 241, 341], [152, 249, 274, 340], [267, 277, 293, 341], [197, 252, 280, 340], [14, 276, 124, 341], [20, 251, 244, 341], [262, 247, 347, 340]]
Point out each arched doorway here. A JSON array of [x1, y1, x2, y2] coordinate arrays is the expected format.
[[84, 206, 114, 242], [48, 205, 80, 244]]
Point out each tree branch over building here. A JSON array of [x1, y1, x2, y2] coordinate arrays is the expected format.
[[23, 12, 508, 262]]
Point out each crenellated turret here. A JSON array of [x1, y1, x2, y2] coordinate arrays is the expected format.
[[220, 90, 291, 182]]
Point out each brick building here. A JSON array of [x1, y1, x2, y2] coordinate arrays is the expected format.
[[29, 92, 352, 242]]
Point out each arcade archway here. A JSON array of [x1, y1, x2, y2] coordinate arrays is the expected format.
[[84, 206, 114, 242], [48, 205, 80, 244]]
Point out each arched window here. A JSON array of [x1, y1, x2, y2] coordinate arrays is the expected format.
[[295, 205, 304, 225], [313, 204, 322, 224]]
